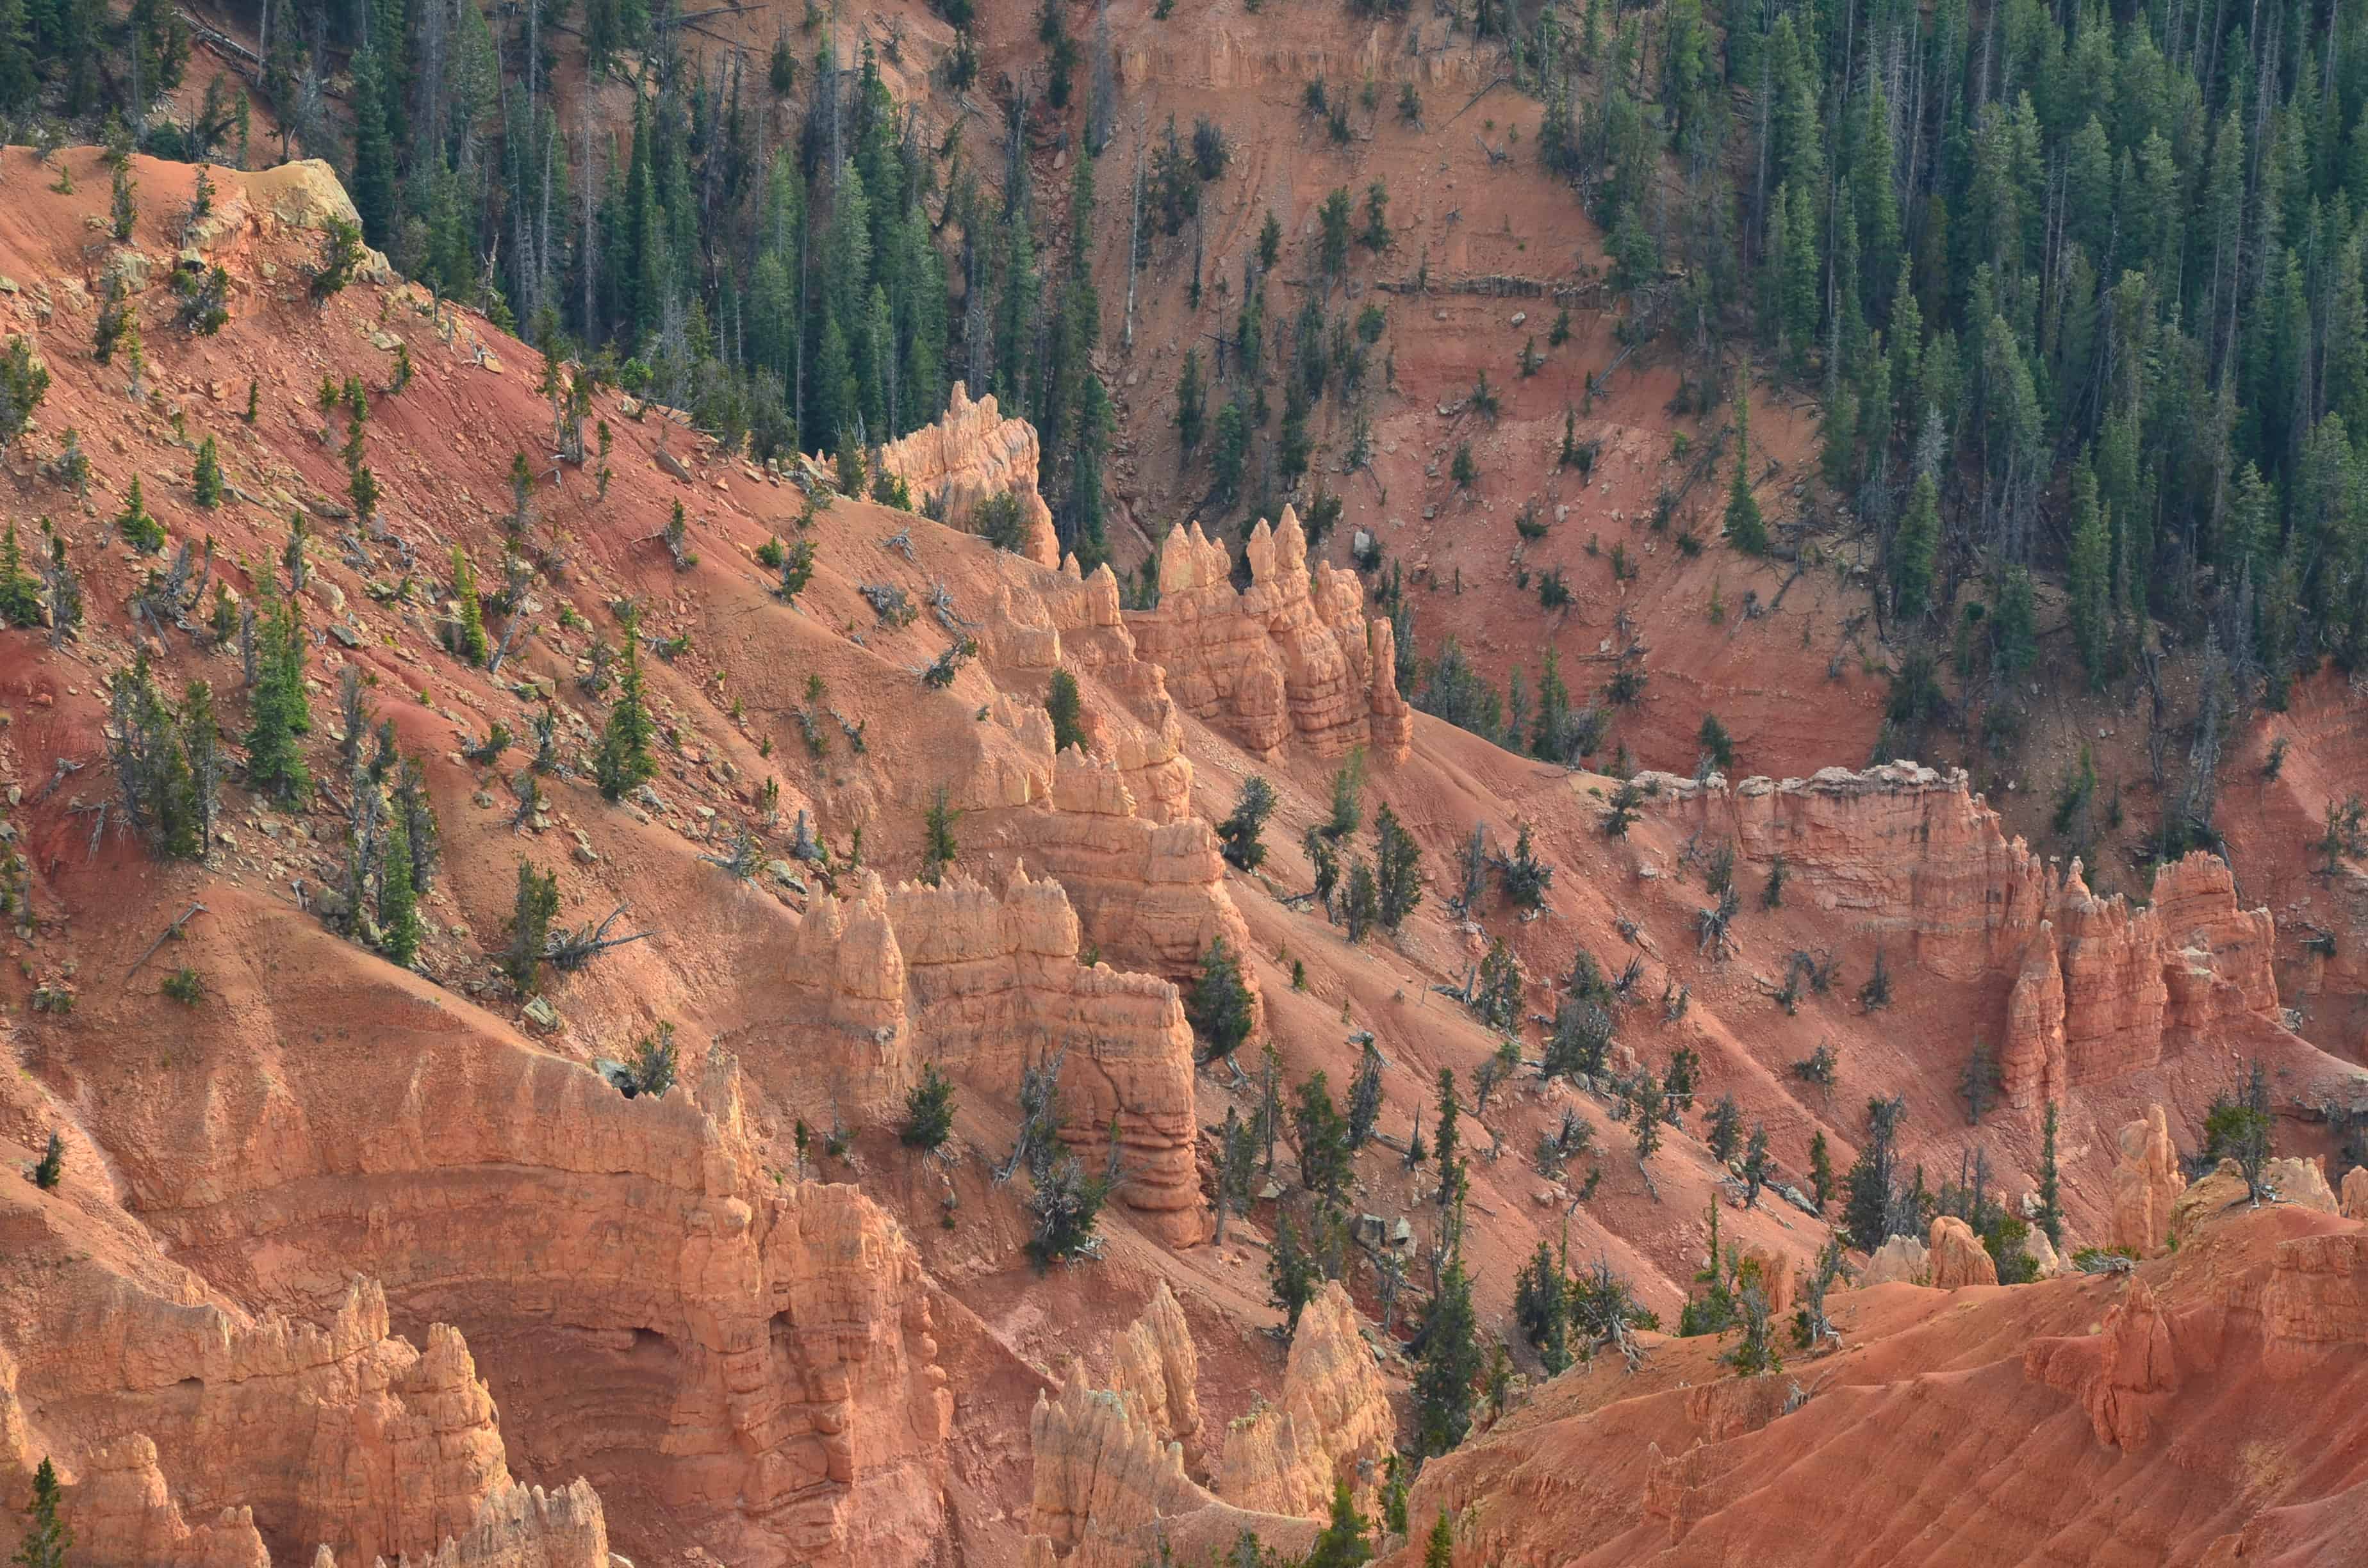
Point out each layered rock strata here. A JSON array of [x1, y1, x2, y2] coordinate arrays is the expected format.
[[1656, 765, 2299, 1106], [774, 870, 1208, 1242], [0, 1249, 605, 1568]]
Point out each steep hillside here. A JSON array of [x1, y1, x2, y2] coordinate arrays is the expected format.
[[0, 140, 2362, 1568]]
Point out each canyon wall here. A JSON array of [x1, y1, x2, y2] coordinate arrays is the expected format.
[[47, 911, 957, 1568], [0, 1204, 605, 1568], [1657, 764, 2303, 1107]]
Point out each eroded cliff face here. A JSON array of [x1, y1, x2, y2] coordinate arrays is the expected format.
[[1657, 764, 2299, 1107], [0, 1191, 605, 1568], [768, 868, 1209, 1242], [1126, 514, 1411, 765], [1021, 1288, 1326, 1568], [10, 896, 955, 1568], [1214, 1283, 1396, 1518], [876, 381, 1061, 568]]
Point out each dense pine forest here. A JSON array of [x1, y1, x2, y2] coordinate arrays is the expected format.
[[1545, 0, 2368, 815]]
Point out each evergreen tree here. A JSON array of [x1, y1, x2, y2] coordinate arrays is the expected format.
[[901, 1064, 957, 1150], [0, 521, 42, 627], [115, 475, 164, 553], [1807, 1129, 1834, 1212], [1303, 1479, 1373, 1568], [13, 1455, 69, 1568], [448, 547, 488, 665], [1292, 1068, 1353, 1199], [245, 593, 311, 808], [1433, 1067, 1461, 1209], [1723, 382, 1767, 554], [1632, 1074, 1665, 1160], [110, 156, 136, 240], [920, 786, 961, 886], [1269, 1205, 1318, 1332], [2036, 1102, 2062, 1248], [1175, 346, 1205, 459], [1045, 669, 1087, 753], [1422, 1508, 1454, 1568], [1891, 468, 1939, 619], [1346, 1038, 1383, 1150], [2066, 456, 2112, 685], [503, 860, 561, 994], [1374, 803, 1423, 931], [1841, 1097, 1907, 1250], [192, 434, 222, 507], [378, 804, 423, 965], [594, 610, 658, 802], [1217, 775, 1276, 870], [1411, 1254, 1481, 1457], [1705, 1094, 1742, 1163], [1187, 936, 1255, 1064]]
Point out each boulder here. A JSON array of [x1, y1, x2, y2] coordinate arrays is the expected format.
[[1928, 1216, 2000, 1289], [1858, 1236, 1930, 1287]]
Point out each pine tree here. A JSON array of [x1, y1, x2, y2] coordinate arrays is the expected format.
[[1885, 466, 1941, 620], [1269, 1205, 1318, 1332], [595, 609, 658, 802], [1292, 1069, 1353, 1198], [2066, 456, 2112, 685], [13, 1455, 70, 1568], [921, 787, 961, 886], [1411, 1254, 1481, 1457], [110, 157, 136, 240], [1187, 936, 1255, 1064], [448, 547, 488, 665], [348, 47, 398, 248], [244, 594, 311, 808], [116, 475, 165, 553], [901, 1064, 957, 1150], [1706, 1094, 1742, 1163], [1303, 1479, 1374, 1568], [1807, 1129, 1834, 1211], [1215, 1105, 1258, 1243], [1433, 1067, 1461, 1209], [1724, 382, 1767, 554], [1841, 1097, 1906, 1250], [1375, 803, 1424, 931], [1045, 669, 1087, 753], [1217, 775, 1276, 870], [2035, 1102, 2062, 1248], [29, 1129, 63, 1190], [503, 860, 561, 994], [0, 521, 42, 627], [192, 434, 222, 507], [1175, 347, 1206, 459], [1741, 1123, 1772, 1207], [1346, 1038, 1383, 1149], [378, 804, 423, 965], [1422, 1508, 1454, 1568], [1632, 1074, 1665, 1159]]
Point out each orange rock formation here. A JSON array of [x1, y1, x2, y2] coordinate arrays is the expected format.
[[1126, 514, 1411, 764], [1213, 1282, 1397, 1517], [876, 382, 1061, 567]]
